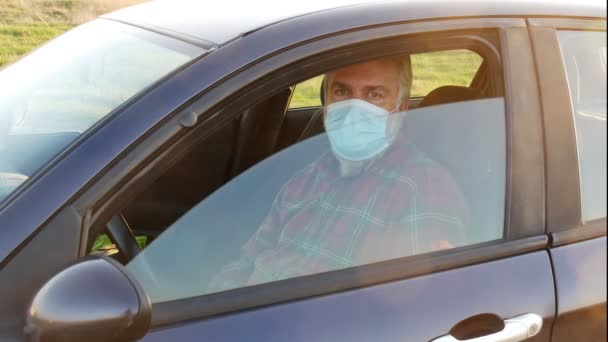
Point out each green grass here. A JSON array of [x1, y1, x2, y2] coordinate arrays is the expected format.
[[91, 233, 148, 253], [290, 76, 324, 108], [0, 23, 72, 67], [0, 0, 75, 69]]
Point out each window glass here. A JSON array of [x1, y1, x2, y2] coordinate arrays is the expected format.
[[290, 75, 323, 108], [121, 52, 506, 303], [557, 30, 607, 221], [0, 19, 204, 203]]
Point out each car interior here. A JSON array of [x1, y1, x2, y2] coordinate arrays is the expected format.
[[87, 47, 504, 266]]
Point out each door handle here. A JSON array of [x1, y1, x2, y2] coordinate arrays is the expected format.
[[432, 313, 543, 342]]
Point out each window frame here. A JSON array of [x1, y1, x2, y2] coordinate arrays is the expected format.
[[72, 18, 546, 326], [528, 17, 607, 245]]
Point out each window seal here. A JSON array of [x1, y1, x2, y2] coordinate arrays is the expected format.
[[528, 25, 582, 233], [527, 18, 607, 31], [550, 218, 607, 247], [499, 26, 546, 240], [150, 235, 548, 327]]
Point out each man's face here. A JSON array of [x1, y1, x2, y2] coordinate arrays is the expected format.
[[325, 59, 408, 113]]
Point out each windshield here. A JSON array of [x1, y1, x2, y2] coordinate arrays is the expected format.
[[0, 19, 204, 203]]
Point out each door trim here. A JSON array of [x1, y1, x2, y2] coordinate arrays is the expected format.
[[150, 235, 548, 327]]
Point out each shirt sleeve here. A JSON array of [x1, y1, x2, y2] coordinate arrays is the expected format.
[[413, 162, 470, 254]]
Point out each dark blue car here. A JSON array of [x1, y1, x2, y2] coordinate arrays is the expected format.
[[0, 1, 606, 341]]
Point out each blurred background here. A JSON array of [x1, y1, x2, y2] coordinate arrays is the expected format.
[[0, 0, 147, 68]]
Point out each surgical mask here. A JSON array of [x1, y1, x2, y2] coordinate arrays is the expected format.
[[324, 99, 398, 162]]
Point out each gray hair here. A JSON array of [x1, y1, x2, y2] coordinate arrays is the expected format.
[[393, 55, 413, 108], [323, 56, 413, 108]]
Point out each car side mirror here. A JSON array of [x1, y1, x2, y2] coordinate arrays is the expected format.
[[24, 255, 151, 342]]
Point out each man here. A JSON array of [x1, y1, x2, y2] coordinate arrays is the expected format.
[[208, 57, 468, 292]]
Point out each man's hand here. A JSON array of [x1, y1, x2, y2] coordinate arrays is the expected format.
[[430, 239, 453, 252]]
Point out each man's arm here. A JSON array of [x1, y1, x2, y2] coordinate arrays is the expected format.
[[206, 188, 286, 293], [415, 162, 470, 253]]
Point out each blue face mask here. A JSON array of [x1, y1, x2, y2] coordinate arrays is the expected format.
[[324, 99, 393, 162]]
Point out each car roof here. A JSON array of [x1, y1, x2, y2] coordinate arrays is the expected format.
[[103, 0, 606, 47]]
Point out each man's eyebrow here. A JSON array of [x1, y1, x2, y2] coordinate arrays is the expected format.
[[330, 81, 350, 89], [363, 85, 390, 93], [329, 82, 390, 93]]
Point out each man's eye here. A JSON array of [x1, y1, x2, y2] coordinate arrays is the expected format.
[[369, 91, 383, 100], [334, 88, 347, 97]]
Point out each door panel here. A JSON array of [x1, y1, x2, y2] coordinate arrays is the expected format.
[[551, 237, 607, 342], [142, 251, 554, 341]]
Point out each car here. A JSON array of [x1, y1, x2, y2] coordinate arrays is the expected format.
[[0, 0, 606, 341]]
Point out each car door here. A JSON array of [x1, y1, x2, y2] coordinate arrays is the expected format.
[[528, 17, 607, 342], [62, 13, 556, 341]]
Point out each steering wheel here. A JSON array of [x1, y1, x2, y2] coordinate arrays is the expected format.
[[105, 214, 141, 262]]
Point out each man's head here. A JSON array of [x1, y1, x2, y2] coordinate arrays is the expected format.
[[322, 56, 412, 167], [324, 56, 412, 112]]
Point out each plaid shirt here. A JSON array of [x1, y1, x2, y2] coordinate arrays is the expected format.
[[208, 137, 468, 292]]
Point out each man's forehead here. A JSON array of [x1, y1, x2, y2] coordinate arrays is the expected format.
[[327, 58, 401, 86]]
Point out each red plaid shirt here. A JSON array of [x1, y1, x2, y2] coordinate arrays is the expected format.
[[208, 138, 468, 292]]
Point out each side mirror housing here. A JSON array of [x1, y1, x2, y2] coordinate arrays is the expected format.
[[25, 255, 151, 342]]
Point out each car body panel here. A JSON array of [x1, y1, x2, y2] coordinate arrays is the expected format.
[[104, 0, 606, 46], [142, 251, 555, 341], [550, 237, 607, 342]]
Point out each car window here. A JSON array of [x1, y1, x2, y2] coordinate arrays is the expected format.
[[289, 75, 324, 108], [288, 49, 483, 109], [410, 49, 483, 97], [118, 48, 506, 303], [557, 30, 607, 222], [0, 19, 204, 204]]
